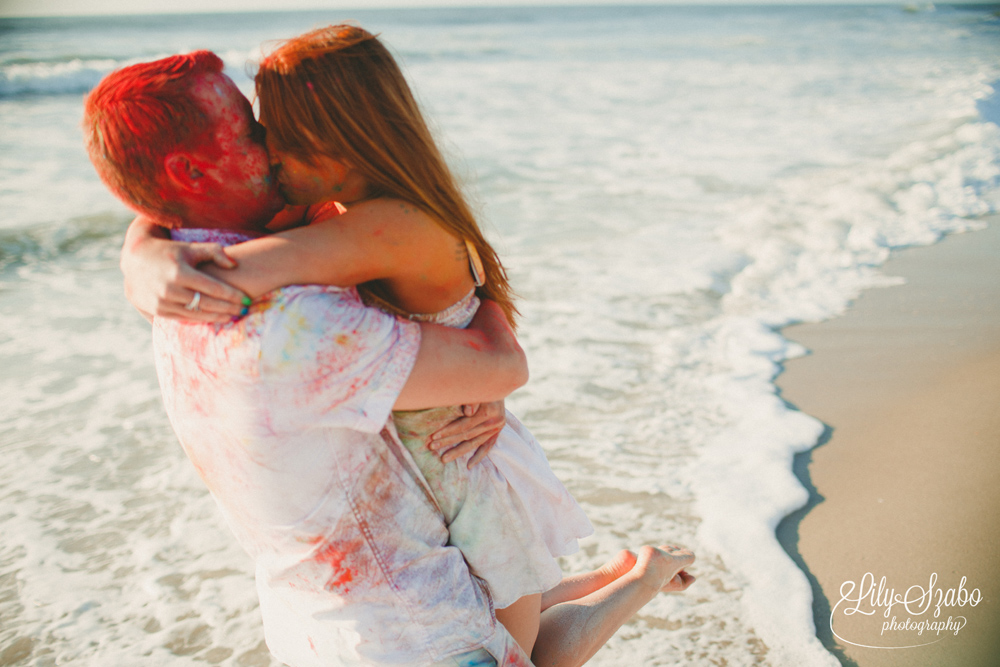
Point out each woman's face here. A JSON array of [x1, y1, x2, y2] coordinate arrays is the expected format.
[[266, 137, 351, 206]]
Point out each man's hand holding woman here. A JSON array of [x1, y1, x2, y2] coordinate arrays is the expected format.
[[429, 401, 506, 468]]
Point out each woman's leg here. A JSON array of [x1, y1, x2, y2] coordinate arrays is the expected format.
[[495, 548, 641, 655], [540, 549, 638, 611], [531, 545, 696, 667], [494, 593, 542, 657]]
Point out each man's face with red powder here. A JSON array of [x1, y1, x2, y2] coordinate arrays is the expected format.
[[177, 72, 285, 230]]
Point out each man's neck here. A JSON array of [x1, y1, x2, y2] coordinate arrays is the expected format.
[[176, 219, 269, 237], [170, 227, 265, 246], [170, 198, 274, 235]]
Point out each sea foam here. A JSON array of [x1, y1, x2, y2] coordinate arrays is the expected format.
[[1, 6, 999, 666]]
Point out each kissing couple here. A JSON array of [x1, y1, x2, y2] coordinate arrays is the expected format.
[[87, 24, 695, 667]]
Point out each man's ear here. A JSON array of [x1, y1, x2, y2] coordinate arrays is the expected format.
[[164, 154, 206, 193]]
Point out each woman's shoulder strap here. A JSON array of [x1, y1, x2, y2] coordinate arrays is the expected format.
[[465, 239, 485, 287]]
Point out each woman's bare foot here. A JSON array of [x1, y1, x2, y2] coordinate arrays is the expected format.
[[632, 544, 696, 593], [533, 545, 696, 667]]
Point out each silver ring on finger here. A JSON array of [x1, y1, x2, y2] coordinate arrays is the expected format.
[[185, 291, 202, 311]]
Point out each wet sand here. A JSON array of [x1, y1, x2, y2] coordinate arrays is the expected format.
[[776, 217, 1000, 667]]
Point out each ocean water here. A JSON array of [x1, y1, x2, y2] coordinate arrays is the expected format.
[[2, 4, 999, 666]]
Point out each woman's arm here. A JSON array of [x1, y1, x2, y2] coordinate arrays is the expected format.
[[202, 198, 445, 298], [120, 199, 435, 318]]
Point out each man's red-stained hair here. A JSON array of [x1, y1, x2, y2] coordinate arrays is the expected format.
[[256, 25, 519, 328], [83, 51, 224, 227]]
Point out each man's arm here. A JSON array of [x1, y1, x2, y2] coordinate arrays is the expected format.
[[394, 300, 528, 410], [430, 400, 506, 466]]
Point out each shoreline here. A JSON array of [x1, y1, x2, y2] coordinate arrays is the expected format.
[[775, 216, 1000, 667]]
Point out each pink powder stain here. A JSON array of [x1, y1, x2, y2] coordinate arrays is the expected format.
[[302, 329, 367, 397], [177, 327, 213, 362], [510, 647, 533, 666], [312, 537, 356, 592]]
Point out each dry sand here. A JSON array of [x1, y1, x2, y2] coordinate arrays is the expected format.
[[775, 216, 1000, 667]]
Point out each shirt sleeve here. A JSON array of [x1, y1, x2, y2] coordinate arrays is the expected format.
[[259, 286, 421, 434]]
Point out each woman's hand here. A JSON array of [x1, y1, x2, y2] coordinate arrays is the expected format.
[[121, 217, 250, 322], [428, 400, 506, 468]]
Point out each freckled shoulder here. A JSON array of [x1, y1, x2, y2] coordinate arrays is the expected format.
[[354, 198, 455, 252], [362, 198, 434, 225]]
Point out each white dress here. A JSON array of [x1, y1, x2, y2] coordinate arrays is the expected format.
[[393, 288, 593, 609]]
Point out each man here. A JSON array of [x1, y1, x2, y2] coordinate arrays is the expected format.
[[87, 51, 695, 667], [86, 50, 534, 666]]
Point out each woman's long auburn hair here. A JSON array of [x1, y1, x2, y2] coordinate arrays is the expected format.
[[256, 24, 518, 327]]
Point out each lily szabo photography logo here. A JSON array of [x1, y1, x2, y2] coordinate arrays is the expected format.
[[830, 572, 981, 649]]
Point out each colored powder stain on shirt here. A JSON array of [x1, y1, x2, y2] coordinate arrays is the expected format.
[[312, 538, 357, 593], [272, 312, 316, 368], [453, 651, 496, 667], [249, 294, 278, 315], [306, 334, 367, 398], [176, 326, 214, 361], [507, 647, 533, 667]]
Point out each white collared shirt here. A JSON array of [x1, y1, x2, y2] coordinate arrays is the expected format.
[[151, 228, 502, 666]]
